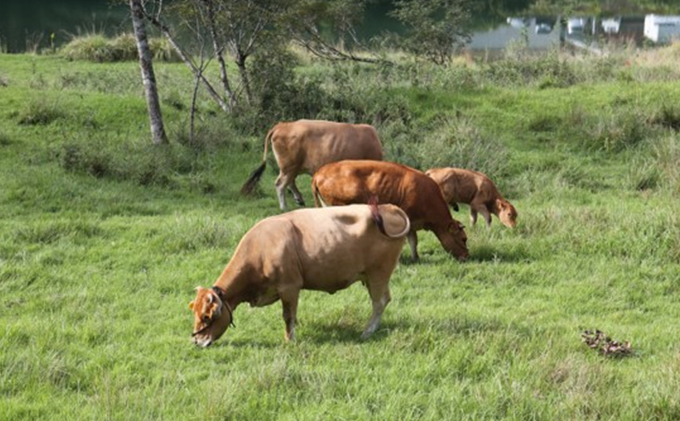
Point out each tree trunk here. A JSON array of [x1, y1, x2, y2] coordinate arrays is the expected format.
[[144, 12, 231, 113], [235, 53, 253, 105], [203, 0, 238, 110], [130, 0, 168, 145]]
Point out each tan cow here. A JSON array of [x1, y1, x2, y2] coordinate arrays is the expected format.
[[241, 119, 383, 210], [312, 160, 469, 262], [189, 203, 410, 347], [425, 167, 518, 228]]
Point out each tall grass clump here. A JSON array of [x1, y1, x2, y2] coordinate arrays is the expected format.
[[484, 46, 578, 89], [646, 133, 680, 193], [60, 34, 116, 63], [58, 135, 195, 186], [15, 97, 68, 126], [414, 116, 508, 175], [60, 33, 179, 63]]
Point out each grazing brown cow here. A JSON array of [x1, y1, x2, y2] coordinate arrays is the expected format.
[[312, 160, 469, 262], [425, 167, 518, 228], [189, 203, 410, 347], [241, 119, 383, 210]]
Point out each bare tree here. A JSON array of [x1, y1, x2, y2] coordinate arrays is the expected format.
[[201, 0, 237, 110], [287, 0, 383, 63], [129, 0, 168, 145]]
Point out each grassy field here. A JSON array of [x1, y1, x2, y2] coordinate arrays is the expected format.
[[2, 46, 680, 420]]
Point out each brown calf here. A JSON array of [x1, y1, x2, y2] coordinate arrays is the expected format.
[[425, 167, 517, 228]]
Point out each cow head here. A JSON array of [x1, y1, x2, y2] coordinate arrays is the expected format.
[[496, 199, 518, 228], [441, 220, 469, 261], [189, 286, 234, 347]]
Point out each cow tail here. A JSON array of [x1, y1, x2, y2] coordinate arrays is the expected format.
[[240, 127, 275, 195], [369, 197, 411, 239], [368, 196, 387, 236], [312, 180, 326, 207]]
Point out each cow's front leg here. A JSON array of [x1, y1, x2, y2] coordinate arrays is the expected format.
[[288, 180, 306, 207], [407, 230, 419, 262], [362, 277, 392, 339], [281, 292, 299, 341]]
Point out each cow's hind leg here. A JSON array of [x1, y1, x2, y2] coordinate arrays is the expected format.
[[407, 230, 419, 262], [275, 173, 291, 211], [362, 274, 392, 339], [475, 203, 492, 227], [288, 180, 306, 207], [280, 290, 300, 341]]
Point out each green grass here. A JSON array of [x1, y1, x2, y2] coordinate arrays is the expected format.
[[2, 50, 680, 420]]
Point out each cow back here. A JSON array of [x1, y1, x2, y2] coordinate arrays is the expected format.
[[271, 120, 382, 175]]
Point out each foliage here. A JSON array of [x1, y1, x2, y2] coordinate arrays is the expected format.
[[389, 0, 472, 65]]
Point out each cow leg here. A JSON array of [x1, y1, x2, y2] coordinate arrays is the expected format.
[[275, 173, 291, 211], [475, 203, 492, 227], [281, 291, 299, 341], [407, 230, 419, 262], [470, 208, 478, 226], [288, 180, 306, 207], [362, 277, 392, 339]]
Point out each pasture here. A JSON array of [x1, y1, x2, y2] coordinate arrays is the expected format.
[[2, 47, 680, 420]]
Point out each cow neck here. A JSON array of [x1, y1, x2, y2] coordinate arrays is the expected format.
[[212, 263, 250, 310]]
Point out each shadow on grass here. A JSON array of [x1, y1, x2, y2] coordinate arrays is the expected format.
[[296, 319, 402, 345], [466, 244, 533, 263]]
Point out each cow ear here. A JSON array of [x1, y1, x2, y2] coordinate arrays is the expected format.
[[189, 301, 195, 310]]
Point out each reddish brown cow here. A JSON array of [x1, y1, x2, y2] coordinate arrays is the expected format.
[[189, 203, 410, 347], [241, 119, 383, 210], [312, 160, 469, 262], [425, 167, 518, 228]]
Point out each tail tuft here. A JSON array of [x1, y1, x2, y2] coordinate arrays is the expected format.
[[240, 162, 266, 195]]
